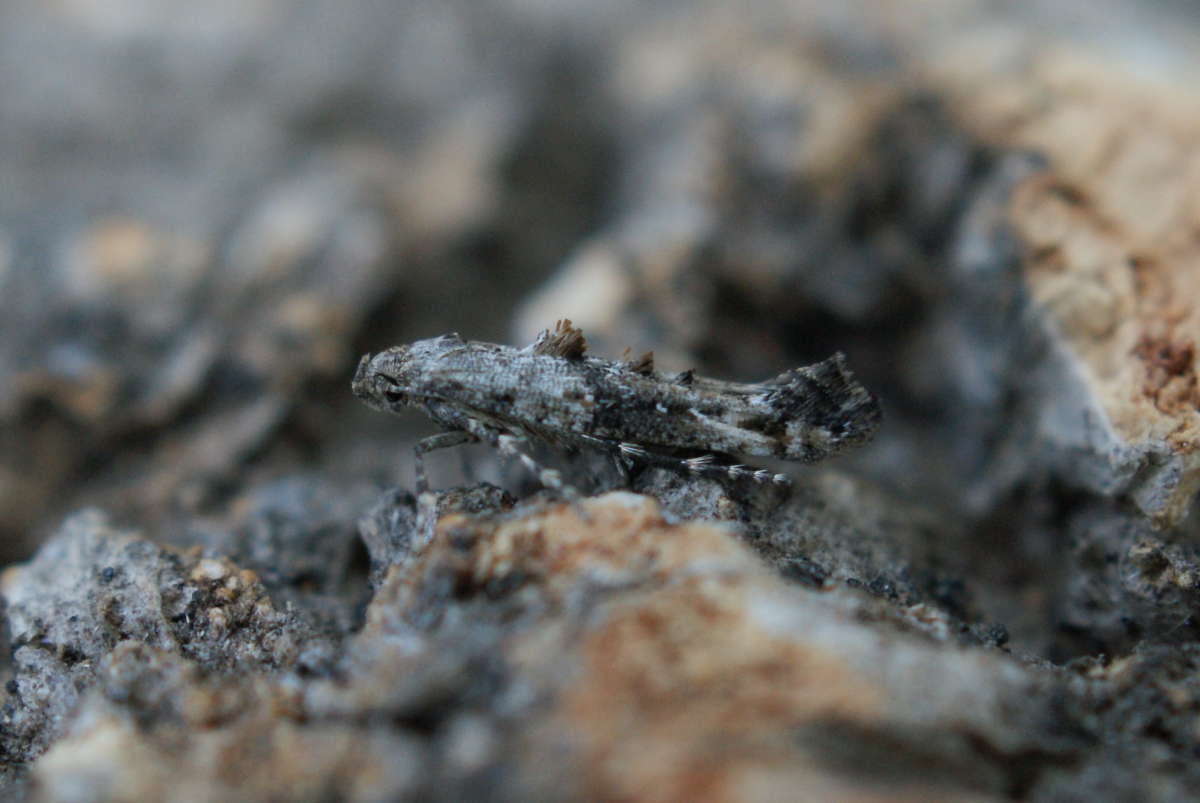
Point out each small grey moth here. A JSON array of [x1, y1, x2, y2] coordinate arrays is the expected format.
[[352, 320, 881, 493]]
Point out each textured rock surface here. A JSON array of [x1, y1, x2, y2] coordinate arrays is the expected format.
[[4, 0, 1200, 801], [934, 45, 1200, 527], [0, 494, 1060, 801], [12, 491, 1200, 801], [0, 511, 319, 787]]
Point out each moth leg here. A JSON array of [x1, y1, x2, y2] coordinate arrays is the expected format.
[[413, 430, 477, 494], [462, 419, 579, 500], [415, 491, 438, 554], [614, 442, 790, 486], [458, 446, 478, 485], [495, 433, 580, 501], [572, 433, 632, 486], [607, 450, 634, 487], [691, 455, 791, 486]]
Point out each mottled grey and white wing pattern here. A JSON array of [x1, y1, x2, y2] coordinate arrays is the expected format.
[[353, 320, 881, 491]]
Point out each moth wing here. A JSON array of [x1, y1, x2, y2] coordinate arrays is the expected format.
[[763, 352, 881, 458]]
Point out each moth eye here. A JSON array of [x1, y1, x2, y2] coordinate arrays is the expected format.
[[385, 390, 406, 404]]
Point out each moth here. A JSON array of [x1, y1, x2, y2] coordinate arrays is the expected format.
[[352, 320, 881, 494]]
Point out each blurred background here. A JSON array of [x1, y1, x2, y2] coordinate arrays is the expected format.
[[2, 0, 1199, 589], [9, 5, 1200, 797]]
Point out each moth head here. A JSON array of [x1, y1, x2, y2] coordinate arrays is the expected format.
[[353, 334, 467, 411], [352, 349, 415, 412]]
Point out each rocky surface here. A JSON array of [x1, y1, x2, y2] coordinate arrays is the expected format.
[[4, 0, 1200, 801], [9, 489, 1200, 801]]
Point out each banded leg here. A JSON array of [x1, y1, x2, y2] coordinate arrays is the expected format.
[[414, 430, 477, 494], [608, 440, 791, 486], [576, 433, 635, 485], [498, 434, 579, 499], [463, 420, 578, 499]]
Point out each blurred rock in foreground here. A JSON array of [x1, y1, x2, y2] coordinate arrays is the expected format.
[[7, 491, 1200, 801]]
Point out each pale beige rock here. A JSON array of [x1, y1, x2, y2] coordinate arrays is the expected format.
[[933, 48, 1200, 526]]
